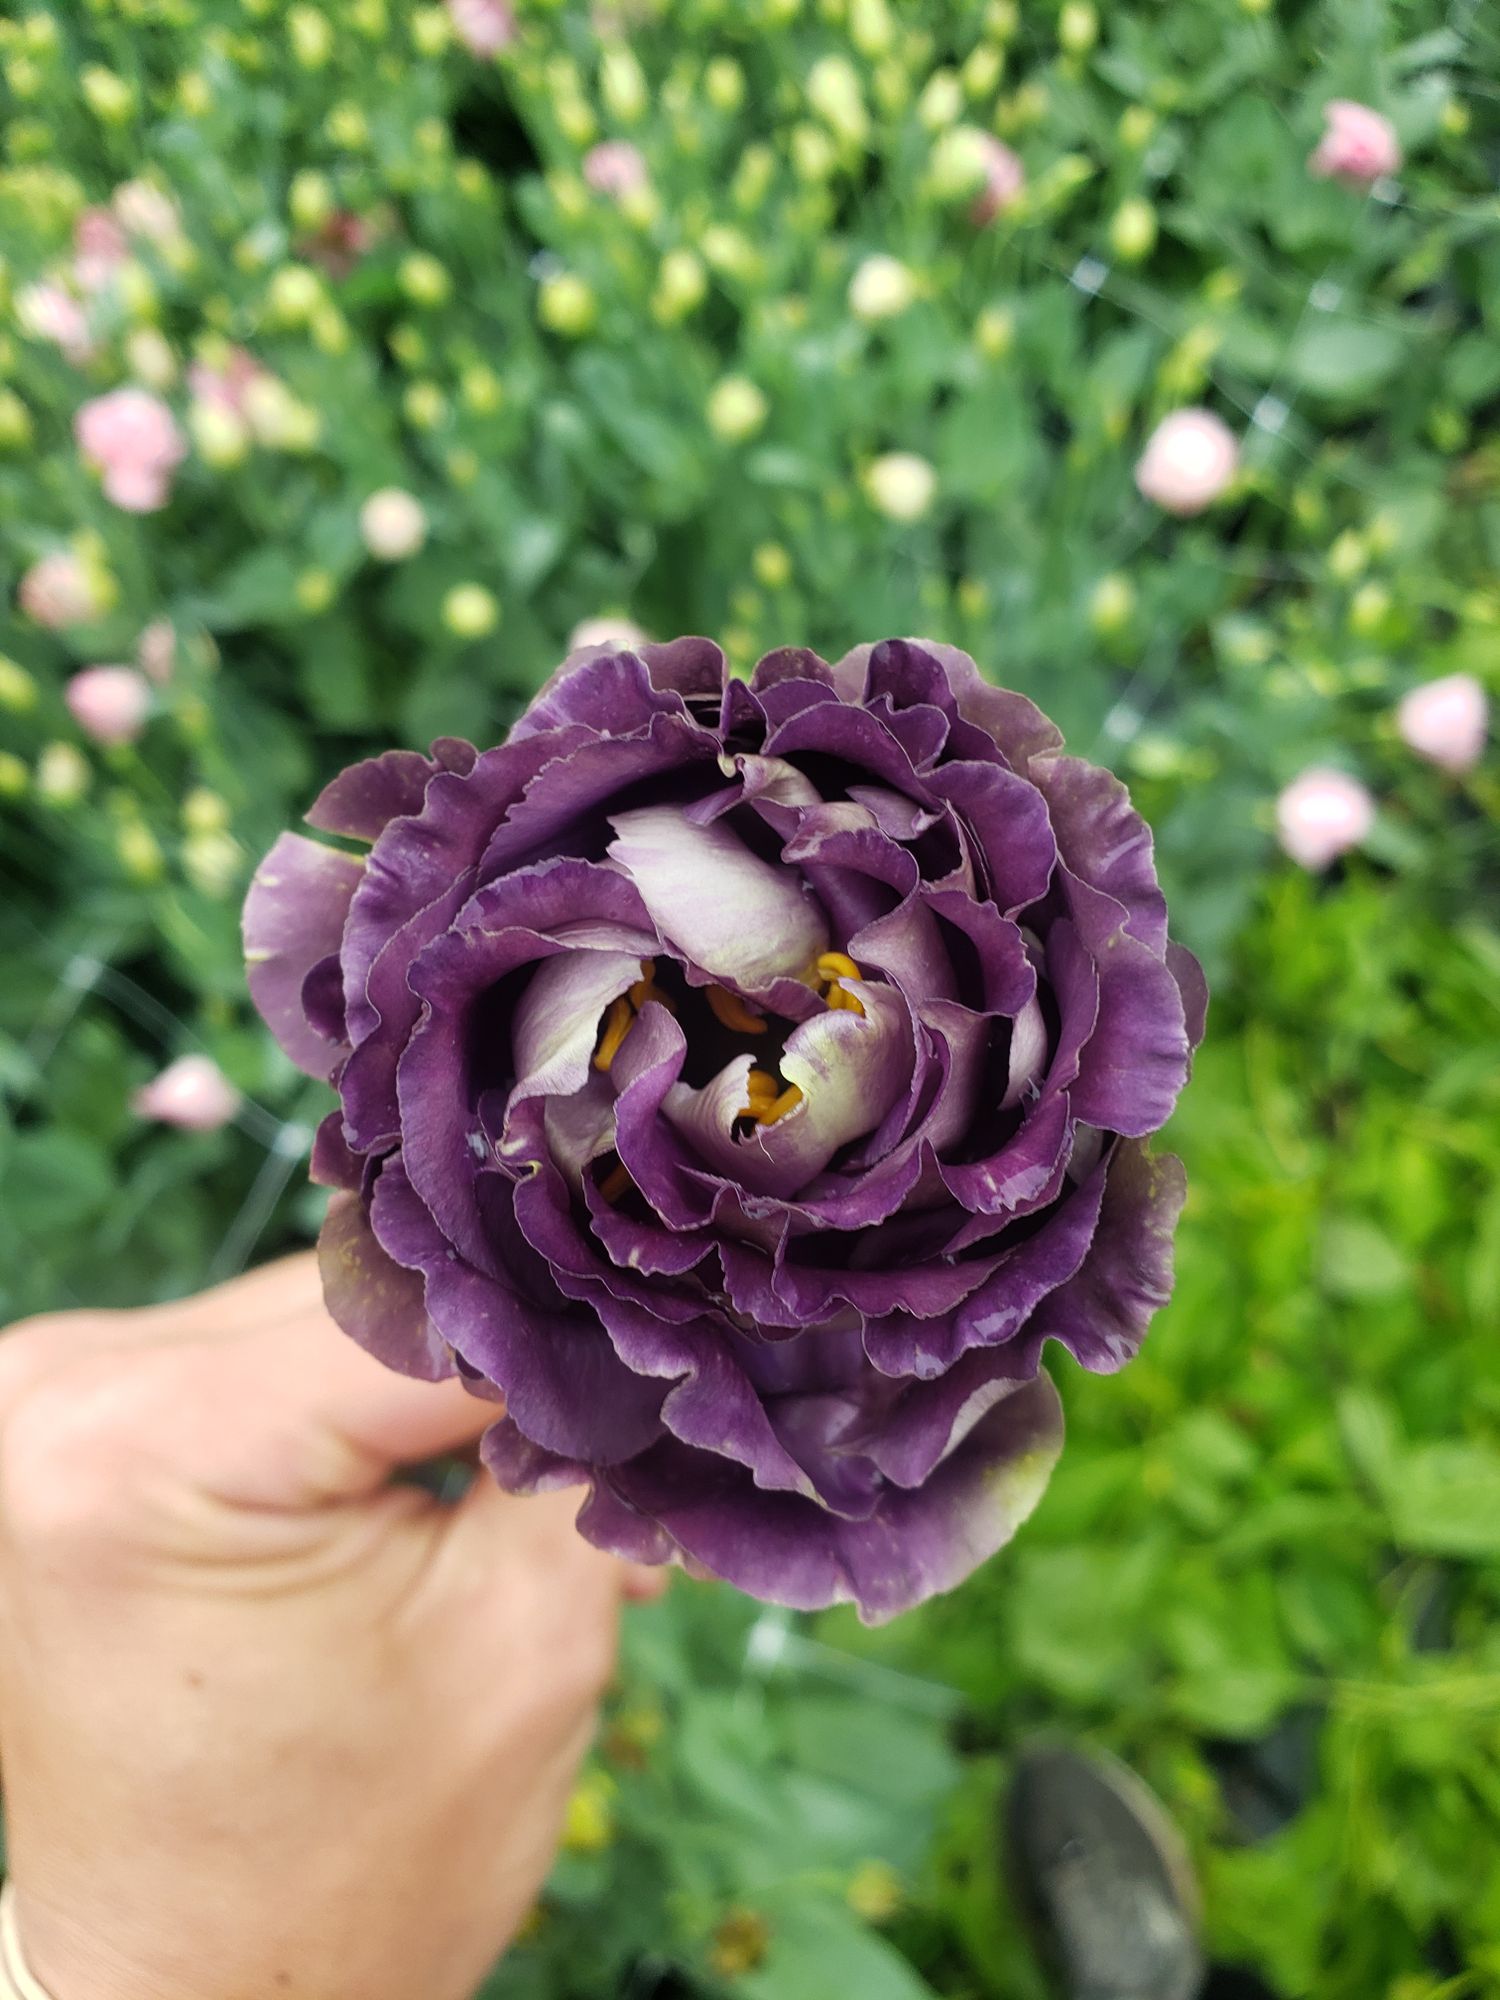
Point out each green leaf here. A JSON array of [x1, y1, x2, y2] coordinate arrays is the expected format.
[[1287, 321, 1406, 402], [1386, 1442, 1500, 1558], [736, 1899, 939, 2000]]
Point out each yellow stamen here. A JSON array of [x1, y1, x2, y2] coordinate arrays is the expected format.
[[739, 1069, 802, 1126], [592, 996, 635, 1072], [816, 951, 863, 983], [626, 959, 674, 1012], [598, 1160, 632, 1203], [758, 1084, 803, 1125], [706, 985, 768, 1035]]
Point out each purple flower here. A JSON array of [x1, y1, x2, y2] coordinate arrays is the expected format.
[[244, 639, 1205, 1621]]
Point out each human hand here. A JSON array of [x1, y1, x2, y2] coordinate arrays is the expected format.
[[0, 1253, 657, 2000]]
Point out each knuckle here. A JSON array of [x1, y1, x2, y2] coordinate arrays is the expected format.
[[0, 1356, 161, 1554], [0, 1311, 113, 1419]]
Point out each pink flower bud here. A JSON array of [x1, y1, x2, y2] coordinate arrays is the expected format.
[[969, 136, 1025, 225], [1396, 673, 1488, 774], [132, 1054, 241, 1131], [75, 388, 187, 514], [1134, 408, 1239, 516], [1276, 767, 1375, 872], [359, 487, 428, 561], [74, 206, 130, 292], [583, 141, 649, 201], [187, 345, 268, 417], [568, 615, 650, 654], [137, 618, 177, 684], [18, 551, 103, 629], [447, 0, 515, 56], [1309, 101, 1401, 188], [65, 665, 153, 745], [16, 281, 94, 364]]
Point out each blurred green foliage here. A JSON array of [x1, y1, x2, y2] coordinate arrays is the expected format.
[[1, 0, 1498, 1994]]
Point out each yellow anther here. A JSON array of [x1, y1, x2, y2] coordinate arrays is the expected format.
[[598, 1159, 632, 1203], [816, 951, 863, 982], [758, 1083, 803, 1125], [739, 1069, 802, 1126], [592, 995, 635, 1072], [706, 984, 768, 1035], [627, 957, 674, 1012]]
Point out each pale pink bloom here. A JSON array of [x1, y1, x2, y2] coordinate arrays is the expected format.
[[74, 207, 130, 292], [112, 179, 183, 246], [1310, 101, 1401, 188], [1135, 408, 1239, 516], [65, 665, 152, 745], [132, 1054, 241, 1131], [18, 551, 103, 628], [583, 140, 649, 201], [447, 0, 515, 56], [16, 280, 94, 363], [1396, 673, 1488, 775], [187, 345, 268, 417], [1276, 767, 1375, 872], [75, 387, 187, 512], [137, 618, 177, 684], [359, 487, 428, 561], [568, 615, 649, 653], [970, 136, 1026, 225]]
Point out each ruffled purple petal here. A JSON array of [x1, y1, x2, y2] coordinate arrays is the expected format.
[[243, 832, 365, 1079]]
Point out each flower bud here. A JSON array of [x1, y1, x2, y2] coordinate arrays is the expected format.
[[0, 657, 38, 710], [403, 380, 447, 429], [1058, 1, 1098, 54], [137, 619, 177, 685], [701, 226, 759, 282], [360, 487, 428, 560], [752, 542, 791, 589], [706, 374, 768, 443], [125, 326, 177, 388], [1089, 572, 1136, 635], [178, 70, 212, 115], [847, 1861, 903, 1923], [190, 398, 251, 468], [584, 140, 649, 202], [651, 247, 706, 322], [326, 102, 370, 149], [731, 143, 775, 211], [1309, 100, 1400, 188], [133, 1053, 241, 1131], [974, 304, 1015, 358], [704, 57, 744, 113], [1110, 196, 1157, 263], [295, 569, 336, 615], [962, 44, 1004, 97], [562, 1772, 615, 1854], [460, 363, 504, 413], [864, 451, 937, 521], [117, 816, 165, 882], [447, 0, 514, 57], [1326, 530, 1366, 581], [927, 124, 991, 201], [267, 263, 323, 325], [1347, 581, 1390, 637], [75, 385, 185, 513], [569, 615, 648, 653], [183, 828, 243, 895], [806, 56, 868, 145], [1119, 105, 1156, 150], [399, 251, 451, 306], [848, 253, 917, 321], [183, 786, 231, 834], [82, 65, 134, 123], [848, 0, 893, 56], [66, 664, 152, 745], [1134, 408, 1238, 516], [288, 5, 333, 67], [19, 550, 109, 628], [0, 751, 27, 799], [1275, 768, 1374, 871], [16, 281, 93, 363], [538, 271, 598, 337], [289, 168, 334, 231], [411, 5, 450, 52], [443, 583, 500, 638], [599, 43, 648, 123], [967, 133, 1026, 221], [0, 388, 33, 450], [917, 70, 963, 131], [36, 741, 91, 807], [1396, 674, 1488, 774]]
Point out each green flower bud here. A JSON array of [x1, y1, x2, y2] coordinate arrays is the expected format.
[[538, 271, 598, 337], [0, 656, 38, 710], [925, 124, 989, 199], [295, 568, 336, 614], [443, 583, 500, 639], [864, 450, 936, 521], [974, 304, 1014, 358], [0, 750, 27, 799], [117, 817, 164, 883], [1089, 572, 1136, 635], [790, 122, 837, 182], [601, 44, 648, 123], [183, 828, 242, 896], [326, 102, 370, 149], [651, 247, 706, 323], [37, 742, 90, 808], [1058, 1, 1098, 54], [707, 374, 768, 443], [1109, 196, 1157, 263], [267, 263, 323, 325], [917, 69, 963, 130], [288, 5, 333, 67], [806, 55, 868, 145], [1327, 530, 1366, 582], [752, 541, 791, 589], [461, 363, 504, 413], [289, 168, 334, 231], [704, 56, 744, 112], [0, 387, 33, 450], [82, 65, 134, 122], [189, 400, 251, 468], [962, 43, 1003, 97], [1118, 105, 1155, 149], [403, 379, 447, 429], [399, 251, 451, 306], [849, 0, 893, 55], [182, 785, 231, 834], [732, 143, 775, 211], [411, 6, 449, 54]]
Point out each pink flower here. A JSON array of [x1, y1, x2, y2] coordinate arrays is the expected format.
[[187, 345, 267, 417], [137, 618, 177, 684], [18, 551, 104, 628], [65, 665, 152, 745], [1276, 768, 1375, 872], [112, 179, 183, 247], [970, 136, 1026, 225], [16, 281, 94, 364], [74, 207, 130, 293], [1135, 408, 1240, 516], [75, 387, 187, 512], [447, 0, 515, 56], [583, 140, 649, 201], [132, 1054, 241, 1132], [568, 615, 649, 653], [1309, 101, 1401, 188], [1396, 673, 1488, 775]]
